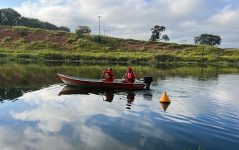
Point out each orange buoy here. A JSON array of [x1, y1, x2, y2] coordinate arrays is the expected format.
[[160, 91, 171, 103]]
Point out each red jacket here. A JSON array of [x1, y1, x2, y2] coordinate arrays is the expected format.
[[104, 70, 114, 80], [125, 72, 135, 82]]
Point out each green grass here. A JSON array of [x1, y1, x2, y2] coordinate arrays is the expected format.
[[1, 37, 13, 43]]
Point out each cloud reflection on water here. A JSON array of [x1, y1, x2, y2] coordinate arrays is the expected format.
[[0, 74, 238, 150]]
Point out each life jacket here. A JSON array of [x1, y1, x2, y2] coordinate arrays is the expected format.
[[104, 70, 114, 80], [126, 72, 135, 82]]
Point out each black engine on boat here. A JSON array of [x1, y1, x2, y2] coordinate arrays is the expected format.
[[143, 76, 153, 89]]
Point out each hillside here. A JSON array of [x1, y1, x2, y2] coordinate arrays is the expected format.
[[0, 25, 238, 65]]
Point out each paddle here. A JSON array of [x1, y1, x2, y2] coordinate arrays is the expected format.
[[121, 73, 126, 80], [100, 71, 104, 79]]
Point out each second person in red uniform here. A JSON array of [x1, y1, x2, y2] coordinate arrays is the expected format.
[[123, 66, 135, 83]]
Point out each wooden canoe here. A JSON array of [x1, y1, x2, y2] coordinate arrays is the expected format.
[[57, 73, 146, 90]]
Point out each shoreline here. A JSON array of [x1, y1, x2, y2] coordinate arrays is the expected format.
[[0, 56, 238, 67]]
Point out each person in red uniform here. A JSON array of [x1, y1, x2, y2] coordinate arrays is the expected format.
[[123, 66, 135, 83], [102, 67, 114, 82]]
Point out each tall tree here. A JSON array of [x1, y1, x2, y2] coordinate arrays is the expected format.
[[150, 25, 167, 41], [194, 34, 221, 46], [0, 8, 21, 25], [0, 8, 70, 32], [162, 35, 169, 41], [75, 26, 91, 36]]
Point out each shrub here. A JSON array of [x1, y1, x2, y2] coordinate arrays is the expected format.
[[113, 56, 128, 61], [154, 54, 181, 62], [67, 36, 78, 44], [16, 38, 27, 43], [219, 56, 239, 63], [17, 54, 31, 59], [197, 57, 208, 64], [44, 53, 64, 60], [223, 50, 239, 56], [66, 54, 82, 61], [76, 38, 94, 48], [25, 41, 48, 50], [13, 26, 28, 37], [50, 31, 67, 36], [47, 42, 59, 50], [2, 37, 13, 43], [204, 46, 223, 55], [0, 53, 7, 57]]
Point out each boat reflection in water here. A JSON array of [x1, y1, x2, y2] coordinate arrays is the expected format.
[[126, 92, 135, 109], [59, 86, 117, 100], [102, 92, 114, 103], [58, 86, 153, 109]]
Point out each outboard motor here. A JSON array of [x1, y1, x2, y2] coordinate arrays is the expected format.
[[144, 76, 153, 89]]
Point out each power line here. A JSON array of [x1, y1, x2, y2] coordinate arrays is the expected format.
[[104, 30, 111, 37]]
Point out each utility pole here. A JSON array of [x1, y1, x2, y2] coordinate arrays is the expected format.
[[98, 16, 101, 37]]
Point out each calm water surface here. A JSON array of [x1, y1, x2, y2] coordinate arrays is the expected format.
[[0, 63, 238, 150]]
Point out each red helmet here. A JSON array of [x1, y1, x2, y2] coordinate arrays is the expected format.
[[128, 66, 132, 71]]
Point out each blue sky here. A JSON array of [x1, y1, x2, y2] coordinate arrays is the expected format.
[[0, 0, 23, 7], [1, 0, 239, 48]]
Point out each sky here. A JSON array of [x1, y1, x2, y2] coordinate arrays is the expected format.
[[0, 0, 239, 48]]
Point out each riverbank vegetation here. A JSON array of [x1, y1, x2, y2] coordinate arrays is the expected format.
[[1, 62, 238, 87], [0, 25, 238, 66]]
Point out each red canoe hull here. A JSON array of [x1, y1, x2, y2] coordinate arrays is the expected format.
[[57, 73, 146, 90]]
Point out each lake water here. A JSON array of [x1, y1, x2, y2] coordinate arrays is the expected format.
[[0, 63, 239, 150]]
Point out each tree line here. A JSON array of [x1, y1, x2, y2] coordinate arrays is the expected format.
[[150, 25, 221, 46], [0, 8, 70, 32], [75, 23, 222, 46]]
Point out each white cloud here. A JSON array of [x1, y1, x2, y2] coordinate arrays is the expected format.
[[168, 0, 204, 17], [0, 126, 74, 150], [13, 0, 239, 48], [39, 0, 66, 5], [7, 85, 150, 149], [11, 85, 122, 132], [209, 8, 239, 28]]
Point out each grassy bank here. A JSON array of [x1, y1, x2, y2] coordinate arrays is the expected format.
[[0, 25, 238, 66]]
